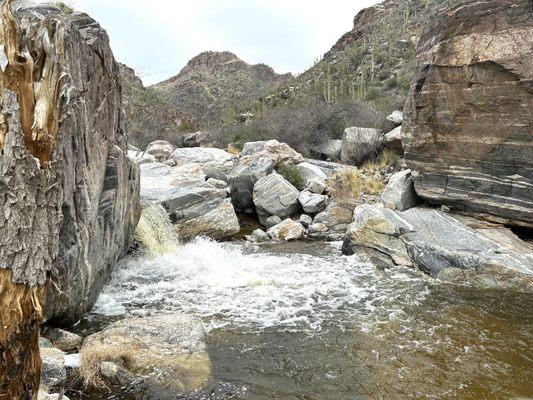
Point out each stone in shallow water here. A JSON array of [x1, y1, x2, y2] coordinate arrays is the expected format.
[[267, 219, 306, 241], [81, 314, 210, 398]]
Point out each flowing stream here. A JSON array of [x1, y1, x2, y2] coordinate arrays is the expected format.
[[78, 208, 533, 400]]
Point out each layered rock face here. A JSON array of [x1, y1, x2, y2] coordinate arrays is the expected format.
[[0, 3, 140, 324], [402, 0, 533, 228]]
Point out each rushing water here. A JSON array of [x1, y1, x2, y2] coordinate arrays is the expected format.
[[80, 238, 533, 400]]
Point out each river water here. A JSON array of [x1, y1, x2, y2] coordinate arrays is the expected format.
[[80, 237, 533, 400]]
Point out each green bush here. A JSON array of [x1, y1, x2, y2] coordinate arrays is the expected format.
[[277, 163, 305, 189]]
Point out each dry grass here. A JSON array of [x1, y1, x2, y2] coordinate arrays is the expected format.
[[328, 169, 361, 201], [363, 177, 385, 195], [362, 148, 401, 174], [80, 342, 132, 388]]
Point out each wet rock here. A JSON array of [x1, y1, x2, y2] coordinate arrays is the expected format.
[[253, 173, 301, 224], [402, 0, 533, 228], [267, 219, 306, 241], [382, 110, 403, 133], [342, 205, 533, 289], [40, 347, 66, 389], [228, 156, 276, 212], [145, 140, 176, 162], [81, 314, 210, 396], [252, 229, 270, 243], [295, 162, 328, 192], [45, 329, 83, 352], [99, 361, 135, 386], [174, 199, 240, 240], [265, 215, 282, 229], [298, 191, 328, 214], [341, 127, 383, 165], [343, 204, 413, 266], [381, 169, 420, 211]]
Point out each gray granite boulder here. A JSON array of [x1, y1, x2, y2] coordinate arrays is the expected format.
[[309, 201, 357, 240], [295, 162, 327, 193], [381, 169, 420, 211], [228, 156, 276, 212], [382, 110, 403, 133], [298, 191, 328, 214], [253, 173, 301, 224]]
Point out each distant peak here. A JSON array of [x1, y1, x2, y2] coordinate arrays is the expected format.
[[184, 51, 240, 71]]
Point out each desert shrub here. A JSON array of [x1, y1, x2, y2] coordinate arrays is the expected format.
[[362, 148, 401, 173], [277, 163, 305, 189], [328, 169, 361, 201], [208, 99, 385, 157]]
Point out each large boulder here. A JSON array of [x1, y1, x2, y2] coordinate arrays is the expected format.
[[182, 131, 212, 148], [168, 147, 236, 169], [311, 139, 342, 161], [383, 125, 403, 153], [381, 169, 420, 211], [81, 315, 210, 398], [253, 173, 301, 224], [402, 0, 533, 228], [295, 162, 328, 192], [341, 127, 382, 165], [343, 205, 533, 290], [0, 5, 142, 323], [228, 156, 275, 212], [145, 140, 176, 162], [382, 111, 403, 133], [240, 140, 304, 165], [138, 162, 239, 240]]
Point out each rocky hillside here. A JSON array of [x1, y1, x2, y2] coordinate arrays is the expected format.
[[152, 51, 292, 126], [119, 63, 195, 148], [242, 0, 473, 115]]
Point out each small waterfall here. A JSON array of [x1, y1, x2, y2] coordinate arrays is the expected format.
[[134, 204, 180, 256]]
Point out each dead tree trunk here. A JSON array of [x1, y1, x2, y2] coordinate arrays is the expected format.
[[0, 0, 63, 397]]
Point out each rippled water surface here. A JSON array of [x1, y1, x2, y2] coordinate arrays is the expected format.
[[80, 238, 533, 399]]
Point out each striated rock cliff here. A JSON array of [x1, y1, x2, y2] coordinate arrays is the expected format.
[[402, 0, 533, 228], [0, 1, 140, 328], [153, 51, 291, 126]]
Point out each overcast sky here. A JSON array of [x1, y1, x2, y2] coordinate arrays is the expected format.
[[60, 0, 379, 85]]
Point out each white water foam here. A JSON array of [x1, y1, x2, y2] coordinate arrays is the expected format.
[[93, 238, 429, 332]]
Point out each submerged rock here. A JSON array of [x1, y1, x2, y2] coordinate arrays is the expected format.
[[402, 0, 533, 228], [81, 314, 210, 397]]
